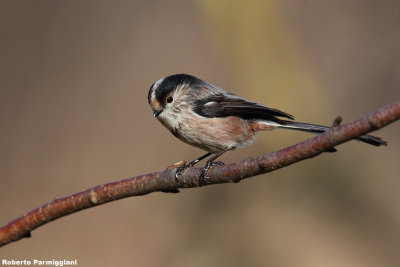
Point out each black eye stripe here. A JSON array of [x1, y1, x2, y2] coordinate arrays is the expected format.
[[154, 74, 203, 103]]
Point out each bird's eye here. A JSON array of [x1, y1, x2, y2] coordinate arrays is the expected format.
[[166, 96, 173, 103]]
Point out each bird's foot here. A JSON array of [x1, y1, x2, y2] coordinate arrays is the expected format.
[[175, 163, 193, 182], [199, 161, 225, 185]]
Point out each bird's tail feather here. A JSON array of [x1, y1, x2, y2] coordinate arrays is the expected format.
[[278, 120, 387, 147]]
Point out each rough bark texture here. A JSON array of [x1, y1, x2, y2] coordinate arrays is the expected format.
[[0, 101, 399, 247]]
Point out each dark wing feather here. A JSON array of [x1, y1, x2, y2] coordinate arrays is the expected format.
[[193, 94, 294, 124]]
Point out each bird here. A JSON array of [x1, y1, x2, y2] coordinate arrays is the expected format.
[[148, 74, 387, 183]]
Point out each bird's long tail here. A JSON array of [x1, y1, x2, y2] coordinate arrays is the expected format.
[[278, 120, 387, 147]]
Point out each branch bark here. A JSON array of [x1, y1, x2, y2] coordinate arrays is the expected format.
[[1, 102, 399, 247]]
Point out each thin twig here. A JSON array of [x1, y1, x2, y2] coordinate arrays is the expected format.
[[0, 102, 399, 247], [332, 115, 343, 128]]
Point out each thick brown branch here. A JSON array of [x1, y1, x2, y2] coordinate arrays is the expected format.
[[1, 102, 399, 247]]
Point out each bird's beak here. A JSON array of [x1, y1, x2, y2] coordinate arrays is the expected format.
[[153, 109, 162, 117]]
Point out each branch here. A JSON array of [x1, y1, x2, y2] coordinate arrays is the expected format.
[[1, 102, 399, 247]]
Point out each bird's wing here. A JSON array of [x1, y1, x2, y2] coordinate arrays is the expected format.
[[193, 94, 294, 124]]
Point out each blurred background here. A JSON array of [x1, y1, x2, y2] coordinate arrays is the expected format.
[[1, 1, 399, 266]]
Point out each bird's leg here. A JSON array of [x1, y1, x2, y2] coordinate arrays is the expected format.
[[200, 147, 230, 184], [175, 152, 212, 181]]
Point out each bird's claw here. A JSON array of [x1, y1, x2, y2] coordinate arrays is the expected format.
[[175, 166, 184, 182], [199, 167, 211, 184], [175, 159, 225, 185], [175, 164, 193, 182], [199, 161, 225, 185]]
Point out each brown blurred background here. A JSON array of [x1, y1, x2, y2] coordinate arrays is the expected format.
[[1, 1, 399, 266]]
